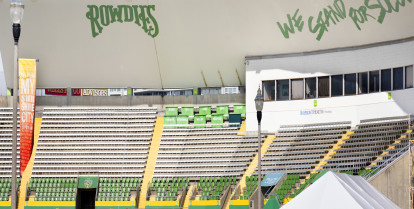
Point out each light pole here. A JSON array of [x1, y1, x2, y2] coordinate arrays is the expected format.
[[255, 86, 264, 209], [10, 1, 24, 209]]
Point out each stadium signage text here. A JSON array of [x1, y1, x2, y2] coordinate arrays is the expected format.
[[81, 89, 109, 96], [277, 0, 412, 41], [86, 5, 159, 38], [300, 109, 332, 115]]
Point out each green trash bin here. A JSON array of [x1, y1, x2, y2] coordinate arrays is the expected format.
[[164, 116, 177, 129], [216, 105, 229, 120], [233, 104, 246, 119], [165, 107, 178, 116], [194, 115, 206, 128], [181, 106, 194, 118], [176, 115, 189, 128], [211, 114, 224, 128], [199, 106, 212, 120]]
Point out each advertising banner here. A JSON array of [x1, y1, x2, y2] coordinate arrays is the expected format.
[[72, 88, 81, 96], [18, 59, 37, 174], [81, 88, 108, 96], [45, 88, 82, 96], [78, 176, 98, 188], [45, 88, 67, 95]]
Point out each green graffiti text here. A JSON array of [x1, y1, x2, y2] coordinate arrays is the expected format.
[[86, 4, 159, 38], [277, 0, 412, 41]]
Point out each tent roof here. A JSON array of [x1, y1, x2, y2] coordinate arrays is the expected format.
[[262, 173, 285, 187], [281, 171, 400, 209]]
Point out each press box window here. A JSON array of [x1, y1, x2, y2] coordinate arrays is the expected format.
[[393, 67, 404, 90], [406, 65, 413, 88], [381, 69, 391, 91], [318, 76, 329, 97], [305, 77, 316, 99], [291, 79, 304, 100], [331, 75, 343, 96], [263, 81, 275, 101], [276, 80, 289, 100], [344, 74, 356, 95], [369, 71, 379, 93], [358, 72, 368, 94]]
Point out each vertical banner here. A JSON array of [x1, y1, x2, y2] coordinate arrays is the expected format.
[[18, 59, 37, 174]]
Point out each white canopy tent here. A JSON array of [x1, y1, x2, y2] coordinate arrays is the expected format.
[[281, 171, 400, 209]]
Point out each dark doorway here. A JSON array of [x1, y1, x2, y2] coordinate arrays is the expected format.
[[76, 188, 96, 209]]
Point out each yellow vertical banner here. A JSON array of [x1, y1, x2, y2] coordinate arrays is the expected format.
[[18, 59, 37, 174]]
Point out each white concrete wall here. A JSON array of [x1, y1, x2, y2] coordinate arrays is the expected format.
[[246, 40, 414, 132], [0, 52, 6, 96], [0, 0, 413, 88], [370, 153, 409, 209]]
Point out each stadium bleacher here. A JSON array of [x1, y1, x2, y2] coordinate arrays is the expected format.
[[323, 116, 413, 171], [0, 105, 409, 208], [32, 106, 157, 178], [0, 108, 21, 178], [153, 127, 264, 179], [257, 121, 352, 175], [0, 108, 22, 203]]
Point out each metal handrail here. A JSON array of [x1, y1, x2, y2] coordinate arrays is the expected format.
[[363, 145, 411, 180]]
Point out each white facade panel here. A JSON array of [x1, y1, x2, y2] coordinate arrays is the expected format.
[[246, 40, 414, 132]]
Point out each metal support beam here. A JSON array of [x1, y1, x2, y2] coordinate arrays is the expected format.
[[11, 42, 18, 209]]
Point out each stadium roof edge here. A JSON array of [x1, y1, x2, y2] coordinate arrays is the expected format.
[[245, 36, 414, 61]]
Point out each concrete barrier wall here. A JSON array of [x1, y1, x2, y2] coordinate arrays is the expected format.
[[0, 97, 8, 107], [0, 94, 245, 107], [369, 153, 409, 209]]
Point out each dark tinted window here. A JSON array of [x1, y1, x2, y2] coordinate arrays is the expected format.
[[305, 78, 316, 99], [381, 69, 391, 91], [344, 74, 356, 95], [331, 75, 343, 96], [393, 67, 404, 90], [369, 71, 380, 92], [358, 72, 368, 94], [276, 80, 289, 100], [318, 76, 329, 97], [263, 81, 275, 101]]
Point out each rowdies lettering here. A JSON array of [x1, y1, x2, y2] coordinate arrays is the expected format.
[[86, 5, 159, 38]]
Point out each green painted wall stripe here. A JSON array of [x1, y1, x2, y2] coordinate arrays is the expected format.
[[24, 207, 75, 209], [146, 206, 180, 209], [229, 205, 249, 209], [189, 206, 220, 209]]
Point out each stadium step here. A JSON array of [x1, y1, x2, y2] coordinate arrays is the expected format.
[[224, 135, 275, 209], [288, 130, 355, 203], [138, 117, 164, 209], [183, 184, 195, 208], [237, 120, 246, 136], [309, 131, 354, 175], [367, 130, 410, 169], [18, 117, 42, 209]]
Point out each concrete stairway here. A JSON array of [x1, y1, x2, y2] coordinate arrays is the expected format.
[[138, 117, 164, 209]]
